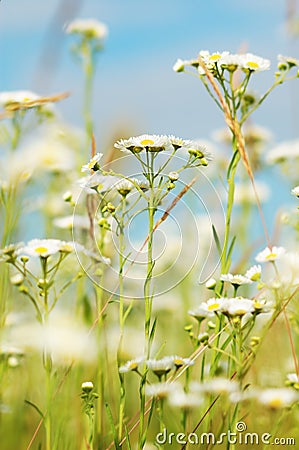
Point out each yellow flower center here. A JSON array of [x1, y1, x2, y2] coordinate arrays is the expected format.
[[210, 54, 221, 61], [268, 398, 283, 408], [34, 246, 48, 254], [140, 139, 154, 146], [174, 358, 183, 365], [208, 303, 219, 311], [129, 362, 138, 370], [247, 61, 259, 69], [266, 252, 276, 260]]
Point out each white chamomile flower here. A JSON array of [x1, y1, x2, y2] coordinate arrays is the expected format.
[[146, 357, 175, 377], [245, 265, 262, 281], [220, 273, 252, 286], [171, 355, 194, 369], [266, 140, 299, 164], [115, 179, 135, 197], [184, 141, 212, 165], [286, 373, 299, 389], [168, 389, 202, 408], [173, 58, 199, 72], [119, 357, 144, 373], [255, 246, 286, 263], [167, 135, 191, 150], [114, 134, 169, 154], [222, 297, 255, 316], [189, 297, 226, 320], [53, 215, 90, 230], [258, 388, 299, 409], [145, 382, 176, 398], [278, 54, 299, 69], [81, 153, 103, 173], [0, 90, 40, 108], [240, 53, 270, 72], [65, 19, 108, 40], [188, 304, 214, 321], [191, 378, 238, 395], [17, 239, 62, 258], [291, 186, 299, 197], [219, 53, 242, 69]]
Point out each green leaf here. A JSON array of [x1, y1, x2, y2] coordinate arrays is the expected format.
[[105, 402, 119, 449], [225, 236, 236, 272], [24, 399, 44, 418], [227, 149, 239, 180], [212, 225, 222, 257]]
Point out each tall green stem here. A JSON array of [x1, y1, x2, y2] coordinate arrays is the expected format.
[[83, 43, 94, 145], [118, 197, 127, 441], [221, 146, 241, 274]]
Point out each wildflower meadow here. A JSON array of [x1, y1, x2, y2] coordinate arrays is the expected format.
[[1, 1, 299, 449]]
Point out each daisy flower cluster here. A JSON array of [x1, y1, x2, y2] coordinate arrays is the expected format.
[[119, 355, 194, 379], [114, 133, 212, 166], [173, 50, 271, 74], [1, 238, 110, 264], [188, 295, 270, 322]]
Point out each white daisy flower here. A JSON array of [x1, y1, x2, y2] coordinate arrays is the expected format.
[[184, 141, 212, 165], [65, 19, 108, 40], [222, 297, 255, 316], [278, 54, 299, 69], [191, 378, 238, 395], [252, 298, 272, 314], [114, 134, 169, 153], [286, 373, 299, 388], [219, 53, 243, 69], [200, 50, 230, 65], [258, 388, 299, 409], [188, 305, 214, 320], [0, 90, 40, 108], [291, 186, 299, 197], [220, 273, 252, 286], [167, 135, 191, 150], [255, 246, 286, 263], [168, 389, 202, 408], [115, 179, 136, 197], [146, 357, 175, 377], [189, 297, 226, 320], [240, 53, 270, 72], [119, 357, 144, 373], [17, 239, 62, 258], [145, 382, 176, 398], [173, 58, 199, 72], [53, 215, 90, 230], [245, 265, 262, 281], [266, 140, 299, 164], [171, 355, 194, 369], [234, 181, 270, 205], [81, 153, 103, 173]]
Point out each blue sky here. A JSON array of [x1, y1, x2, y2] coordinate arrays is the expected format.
[[0, 0, 296, 141], [1, 0, 298, 239]]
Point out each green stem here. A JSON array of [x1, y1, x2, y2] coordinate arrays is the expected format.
[[118, 197, 127, 441], [83, 43, 94, 145], [221, 148, 241, 274]]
